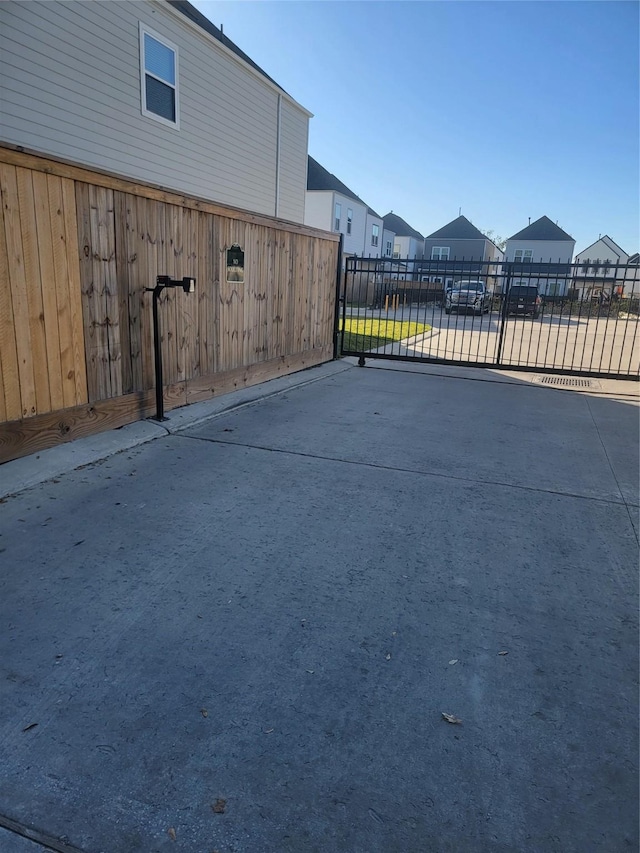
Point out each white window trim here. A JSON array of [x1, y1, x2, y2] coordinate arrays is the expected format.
[[140, 23, 180, 130], [514, 249, 533, 262], [346, 208, 353, 235], [372, 224, 379, 247], [431, 246, 450, 260]]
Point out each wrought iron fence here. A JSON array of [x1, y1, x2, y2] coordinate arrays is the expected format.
[[339, 257, 639, 379]]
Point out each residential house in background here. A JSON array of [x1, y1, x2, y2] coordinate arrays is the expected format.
[[0, 0, 310, 221], [304, 156, 385, 257], [504, 216, 576, 296], [383, 212, 425, 261], [421, 215, 504, 292], [381, 212, 424, 280], [573, 235, 635, 299]]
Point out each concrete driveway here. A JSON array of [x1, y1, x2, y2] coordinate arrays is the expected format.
[[0, 361, 638, 852]]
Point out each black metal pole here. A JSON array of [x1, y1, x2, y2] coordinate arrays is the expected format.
[[151, 284, 166, 421], [495, 263, 511, 366], [333, 233, 344, 359]]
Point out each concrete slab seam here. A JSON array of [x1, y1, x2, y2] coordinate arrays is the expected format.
[[176, 433, 630, 509]]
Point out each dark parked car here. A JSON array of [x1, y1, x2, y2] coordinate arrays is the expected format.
[[445, 281, 492, 315], [506, 285, 542, 318]]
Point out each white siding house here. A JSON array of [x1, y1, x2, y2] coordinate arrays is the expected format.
[[504, 216, 575, 296], [305, 156, 383, 257], [0, 0, 311, 221], [382, 212, 424, 279], [573, 236, 637, 298], [364, 209, 384, 259], [382, 228, 396, 259]]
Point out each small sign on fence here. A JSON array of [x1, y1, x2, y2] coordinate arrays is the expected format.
[[226, 243, 245, 283]]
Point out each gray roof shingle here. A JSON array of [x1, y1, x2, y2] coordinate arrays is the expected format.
[[307, 157, 363, 204], [507, 216, 574, 242], [426, 215, 487, 241], [382, 213, 424, 241]]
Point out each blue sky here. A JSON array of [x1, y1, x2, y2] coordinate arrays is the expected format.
[[192, 1, 639, 253]]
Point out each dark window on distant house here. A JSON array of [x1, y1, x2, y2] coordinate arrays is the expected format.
[[347, 208, 353, 235], [431, 247, 450, 260], [140, 25, 179, 127], [385, 240, 392, 257], [372, 224, 379, 247], [334, 202, 342, 232]]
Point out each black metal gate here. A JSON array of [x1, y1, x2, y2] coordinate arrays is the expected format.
[[338, 257, 639, 380]]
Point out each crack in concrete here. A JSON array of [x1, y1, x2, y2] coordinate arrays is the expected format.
[[175, 432, 634, 509]]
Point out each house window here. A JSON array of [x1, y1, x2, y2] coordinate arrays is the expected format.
[[385, 240, 392, 257], [334, 202, 341, 232], [393, 243, 401, 259], [140, 25, 179, 127], [372, 224, 379, 247], [431, 247, 450, 260], [346, 208, 353, 235], [514, 249, 533, 262]]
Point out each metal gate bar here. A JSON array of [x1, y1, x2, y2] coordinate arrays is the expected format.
[[339, 257, 639, 380]]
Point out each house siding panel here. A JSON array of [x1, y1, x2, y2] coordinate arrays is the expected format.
[[278, 99, 308, 222], [0, 0, 308, 220], [423, 238, 487, 262], [304, 192, 333, 232]]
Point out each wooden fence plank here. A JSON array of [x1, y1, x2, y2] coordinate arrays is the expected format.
[[113, 191, 133, 395], [48, 174, 78, 409], [0, 184, 21, 421], [60, 177, 89, 406], [126, 194, 144, 392], [183, 205, 199, 378], [1, 164, 37, 418], [87, 184, 112, 401], [16, 167, 50, 414], [33, 171, 65, 411], [75, 181, 100, 402], [140, 196, 157, 390]]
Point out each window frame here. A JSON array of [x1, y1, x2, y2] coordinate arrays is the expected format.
[[346, 208, 353, 235], [371, 223, 379, 247], [334, 202, 342, 232], [514, 249, 533, 263], [140, 23, 180, 129], [393, 243, 401, 259], [431, 246, 450, 260]]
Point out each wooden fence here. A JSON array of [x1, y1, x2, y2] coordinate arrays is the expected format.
[[0, 146, 340, 463]]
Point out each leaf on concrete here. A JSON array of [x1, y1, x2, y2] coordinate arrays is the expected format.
[[212, 799, 227, 814], [22, 723, 38, 732], [448, 659, 458, 665], [498, 651, 509, 656], [306, 669, 314, 674], [200, 708, 208, 718], [264, 728, 274, 734], [167, 827, 176, 841], [385, 653, 391, 661], [441, 712, 462, 725]]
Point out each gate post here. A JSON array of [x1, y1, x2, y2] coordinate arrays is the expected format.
[[333, 233, 344, 359], [495, 262, 512, 366]]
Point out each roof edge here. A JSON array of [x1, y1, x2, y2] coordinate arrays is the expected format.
[[162, 1, 313, 118]]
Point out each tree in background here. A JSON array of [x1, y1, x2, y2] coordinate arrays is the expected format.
[[481, 229, 506, 250]]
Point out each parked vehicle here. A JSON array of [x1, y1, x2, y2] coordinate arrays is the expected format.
[[506, 285, 542, 318], [445, 281, 491, 315]]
